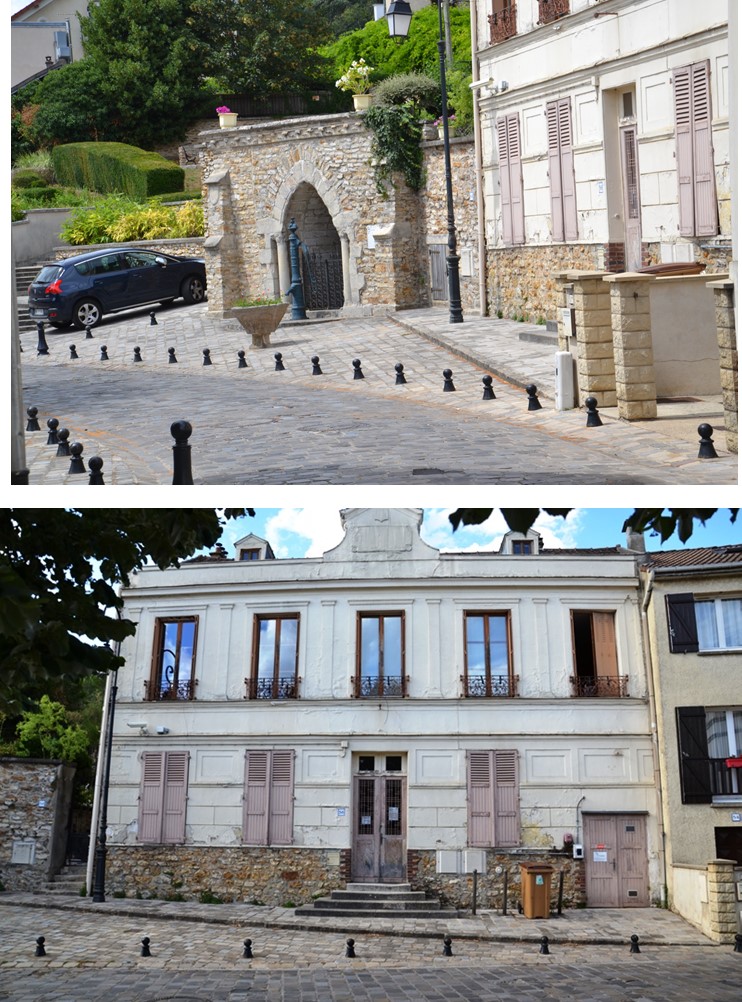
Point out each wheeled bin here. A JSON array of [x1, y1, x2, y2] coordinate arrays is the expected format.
[[520, 863, 554, 919]]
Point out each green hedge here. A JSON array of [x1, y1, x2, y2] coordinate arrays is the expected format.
[[51, 142, 184, 201]]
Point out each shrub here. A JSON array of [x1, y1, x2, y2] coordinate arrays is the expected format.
[[14, 149, 54, 174], [52, 142, 184, 200], [199, 890, 223, 904], [373, 73, 440, 116], [108, 206, 178, 242], [364, 103, 425, 194], [15, 186, 59, 205], [60, 195, 140, 245], [172, 201, 204, 238], [11, 170, 47, 189]]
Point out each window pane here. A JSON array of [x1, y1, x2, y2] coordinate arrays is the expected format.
[[466, 616, 486, 674], [721, 599, 742, 647], [257, 620, 276, 680], [487, 615, 509, 673], [696, 601, 719, 649], [278, 619, 298, 675], [178, 621, 195, 682], [361, 617, 380, 674], [161, 621, 179, 686], [383, 616, 402, 675], [733, 712, 742, 757], [706, 710, 729, 757]]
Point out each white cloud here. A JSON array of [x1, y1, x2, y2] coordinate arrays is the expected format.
[[422, 508, 510, 552], [265, 509, 345, 557], [533, 508, 585, 549]]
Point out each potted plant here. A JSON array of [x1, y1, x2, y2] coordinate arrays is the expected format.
[[434, 114, 456, 139], [336, 59, 374, 112], [226, 295, 288, 349], [216, 105, 238, 128]]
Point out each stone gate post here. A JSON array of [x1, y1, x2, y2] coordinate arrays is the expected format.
[[603, 273, 657, 421]]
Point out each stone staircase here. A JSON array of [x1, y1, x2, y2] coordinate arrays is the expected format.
[[295, 883, 460, 919], [16, 262, 43, 334], [40, 862, 87, 897]]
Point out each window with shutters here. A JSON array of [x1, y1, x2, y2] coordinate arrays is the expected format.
[[673, 61, 719, 237], [467, 749, 520, 847], [676, 707, 742, 804], [247, 614, 300, 699], [666, 594, 742, 653], [569, 610, 628, 697], [145, 618, 198, 701], [354, 612, 406, 698], [463, 612, 517, 697], [496, 113, 525, 246], [546, 98, 578, 243], [243, 750, 295, 845], [138, 751, 189, 843]]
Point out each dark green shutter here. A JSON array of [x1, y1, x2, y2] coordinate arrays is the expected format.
[[676, 706, 712, 803], [665, 593, 699, 653]]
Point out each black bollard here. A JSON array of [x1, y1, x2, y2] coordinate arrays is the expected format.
[[100, 345, 109, 361], [443, 368, 456, 392], [482, 375, 496, 400], [697, 423, 718, 459], [202, 348, 212, 366], [734, 933, 742, 953], [69, 344, 79, 360], [133, 346, 143, 363], [88, 456, 105, 485], [237, 350, 248, 369], [141, 937, 151, 957], [149, 311, 158, 326], [84, 319, 94, 339], [539, 936, 550, 955], [168, 347, 178, 364], [395, 362, 407, 384], [585, 396, 603, 427], [443, 935, 453, 956], [171, 420, 194, 485], [502, 869, 508, 916], [46, 418, 59, 445], [352, 358, 365, 379], [68, 442, 86, 474], [629, 934, 641, 954], [274, 352, 285, 371], [36, 321, 50, 356], [345, 938, 356, 958], [311, 355, 323, 375], [243, 938, 253, 959], [526, 384, 542, 410], [56, 429, 71, 457], [35, 936, 46, 957], [26, 406, 41, 432]]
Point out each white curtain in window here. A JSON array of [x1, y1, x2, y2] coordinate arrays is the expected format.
[[706, 710, 730, 757], [696, 600, 719, 649], [721, 598, 742, 647], [733, 711, 742, 756]]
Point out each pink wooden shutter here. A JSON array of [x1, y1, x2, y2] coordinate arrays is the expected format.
[[467, 750, 495, 847], [493, 749, 520, 847], [673, 65, 695, 236], [691, 61, 718, 236], [161, 751, 189, 843], [547, 101, 564, 241], [138, 752, 165, 843], [497, 117, 513, 245], [507, 114, 525, 244], [244, 750, 270, 845], [269, 750, 294, 845], [558, 100, 578, 241]]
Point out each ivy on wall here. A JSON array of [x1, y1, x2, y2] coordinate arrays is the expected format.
[[363, 103, 425, 195]]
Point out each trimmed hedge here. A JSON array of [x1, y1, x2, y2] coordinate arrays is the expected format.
[[51, 142, 184, 201]]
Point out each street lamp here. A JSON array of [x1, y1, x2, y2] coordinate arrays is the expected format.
[[386, 0, 463, 323]]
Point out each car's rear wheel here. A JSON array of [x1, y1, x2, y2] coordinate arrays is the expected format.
[[181, 275, 206, 304], [72, 299, 103, 330]]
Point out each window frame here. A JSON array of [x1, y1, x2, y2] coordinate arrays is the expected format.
[[462, 611, 516, 697], [147, 616, 199, 701], [569, 609, 627, 697], [354, 611, 406, 698], [248, 613, 300, 700], [696, 596, 742, 651]]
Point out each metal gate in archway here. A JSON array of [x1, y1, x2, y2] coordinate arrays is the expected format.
[[300, 247, 344, 310]]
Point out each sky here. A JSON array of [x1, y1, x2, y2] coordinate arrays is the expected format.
[[214, 508, 742, 560]]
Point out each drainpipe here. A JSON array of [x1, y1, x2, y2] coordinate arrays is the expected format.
[[469, 0, 487, 316], [87, 667, 113, 895]]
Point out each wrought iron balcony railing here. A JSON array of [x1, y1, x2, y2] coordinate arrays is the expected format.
[[488, 3, 517, 44], [463, 674, 519, 697], [538, 0, 569, 25], [569, 675, 629, 697], [353, 675, 407, 698], [143, 678, 197, 701], [244, 676, 299, 700]]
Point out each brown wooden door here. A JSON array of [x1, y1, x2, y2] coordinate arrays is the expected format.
[[352, 774, 406, 882], [584, 814, 649, 907]]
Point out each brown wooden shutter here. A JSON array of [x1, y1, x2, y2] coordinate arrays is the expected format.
[[493, 749, 520, 847], [467, 750, 495, 847], [558, 100, 578, 240], [497, 116, 513, 245], [665, 593, 699, 653], [507, 114, 525, 244], [269, 750, 295, 845], [676, 706, 712, 804], [547, 101, 564, 241], [673, 65, 695, 235], [691, 61, 718, 236], [161, 751, 189, 843], [592, 612, 618, 677], [138, 751, 165, 843], [244, 750, 270, 845]]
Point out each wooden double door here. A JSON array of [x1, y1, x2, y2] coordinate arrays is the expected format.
[[583, 813, 649, 907], [351, 770, 406, 883]]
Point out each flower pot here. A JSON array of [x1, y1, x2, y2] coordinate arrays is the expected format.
[[218, 112, 238, 129], [227, 303, 288, 349], [437, 126, 445, 140], [352, 93, 373, 112]]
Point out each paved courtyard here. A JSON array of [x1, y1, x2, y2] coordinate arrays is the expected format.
[[17, 303, 736, 485]]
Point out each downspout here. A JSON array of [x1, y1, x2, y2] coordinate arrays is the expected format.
[[87, 667, 113, 895], [469, 0, 487, 315]]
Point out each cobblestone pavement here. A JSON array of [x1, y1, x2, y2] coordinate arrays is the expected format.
[[18, 304, 736, 485], [0, 900, 738, 1001]]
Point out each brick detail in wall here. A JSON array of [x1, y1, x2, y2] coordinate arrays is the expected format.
[[603, 242, 625, 272], [339, 848, 352, 885], [406, 849, 421, 886]]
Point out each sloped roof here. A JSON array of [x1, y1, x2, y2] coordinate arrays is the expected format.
[[643, 545, 742, 569]]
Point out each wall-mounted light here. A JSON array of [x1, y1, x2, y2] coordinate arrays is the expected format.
[[126, 721, 148, 735]]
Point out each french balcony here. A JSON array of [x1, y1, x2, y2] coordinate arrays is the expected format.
[[143, 678, 197, 701], [569, 675, 629, 697], [463, 674, 519, 697], [244, 675, 300, 700], [488, 3, 517, 44], [353, 675, 408, 698], [538, 0, 570, 25]]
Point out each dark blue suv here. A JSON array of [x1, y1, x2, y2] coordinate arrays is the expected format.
[[28, 247, 207, 330]]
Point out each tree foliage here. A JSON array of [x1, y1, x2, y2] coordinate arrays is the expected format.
[[14, 695, 91, 767], [24, 60, 114, 148]]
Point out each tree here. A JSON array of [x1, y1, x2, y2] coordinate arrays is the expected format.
[[449, 508, 739, 543], [14, 695, 91, 767], [0, 509, 252, 713], [24, 60, 116, 147]]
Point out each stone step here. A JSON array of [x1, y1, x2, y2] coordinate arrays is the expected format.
[[295, 881, 459, 919], [294, 904, 460, 919], [329, 889, 428, 902], [311, 898, 443, 912]]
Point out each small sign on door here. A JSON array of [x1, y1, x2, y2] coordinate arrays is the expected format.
[[593, 850, 609, 863], [388, 806, 399, 822]]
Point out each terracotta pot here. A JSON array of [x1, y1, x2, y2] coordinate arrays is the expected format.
[[227, 303, 288, 348], [352, 93, 373, 112]]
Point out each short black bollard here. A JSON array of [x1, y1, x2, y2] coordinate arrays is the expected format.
[[274, 352, 285, 371], [202, 348, 212, 366], [100, 345, 109, 361], [88, 456, 105, 485], [345, 938, 356, 958], [585, 396, 603, 427], [311, 355, 323, 375], [68, 442, 86, 474], [150, 311, 158, 326], [395, 362, 407, 384], [482, 375, 496, 400], [35, 936, 46, 957], [84, 320, 95, 339], [133, 346, 143, 363], [734, 933, 742, 953], [46, 418, 59, 445], [539, 936, 550, 955], [168, 347, 178, 364], [237, 350, 247, 369], [629, 934, 641, 954], [56, 429, 71, 457], [443, 368, 456, 392], [171, 420, 194, 485], [526, 384, 542, 410], [697, 423, 718, 459], [141, 936, 151, 957], [69, 344, 79, 360], [36, 321, 50, 356], [26, 406, 41, 432], [352, 358, 365, 379], [243, 938, 253, 959], [443, 935, 453, 957]]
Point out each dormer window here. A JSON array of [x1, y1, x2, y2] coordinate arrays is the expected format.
[[512, 540, 533, 555], [499, 529, 540, 555], [240, 548, 261, 561]]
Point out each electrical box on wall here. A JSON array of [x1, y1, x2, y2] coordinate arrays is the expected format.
[[573, 844, 584, 859]]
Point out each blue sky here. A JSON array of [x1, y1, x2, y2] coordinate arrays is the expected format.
[[216, 508, 742, 560]]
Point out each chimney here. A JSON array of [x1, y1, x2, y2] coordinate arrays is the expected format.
[[625, 528, 645, 553]]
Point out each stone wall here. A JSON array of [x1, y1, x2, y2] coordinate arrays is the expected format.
[[53, 238, 205, 262], [0, 757, 75, 892], [710, 281, 738, 453]]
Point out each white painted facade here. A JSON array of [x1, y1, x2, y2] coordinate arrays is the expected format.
[[11, 0, 87, 89]]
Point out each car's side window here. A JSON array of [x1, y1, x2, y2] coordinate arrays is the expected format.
[[91, 254, 124, 275], [125, 252, 158, 269]]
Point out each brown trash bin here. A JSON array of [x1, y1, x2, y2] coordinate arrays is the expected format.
[[520, 863, 554, 919]]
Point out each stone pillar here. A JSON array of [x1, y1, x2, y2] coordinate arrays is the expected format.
[[707, 859, 738, 943], [340, 233, 352, 307], [708, 281, 737, 453], [604, 273, 657, 420], [561, 271, 615, 407], [275, 234, 290, 301]]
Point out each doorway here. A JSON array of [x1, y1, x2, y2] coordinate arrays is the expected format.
[[583, 813, 649, 906], [351, 755, 406, 882], [620, 123, 642, 271]]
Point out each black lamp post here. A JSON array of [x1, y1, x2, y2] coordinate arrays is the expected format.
[[92, 666, 118, 902], [386, 0, 463, 323]]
